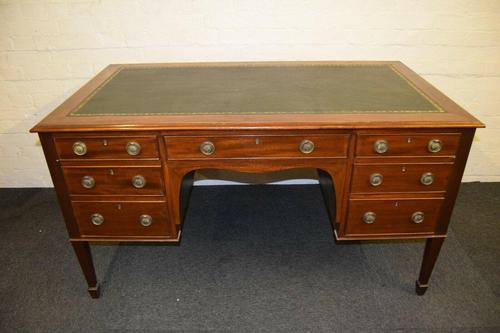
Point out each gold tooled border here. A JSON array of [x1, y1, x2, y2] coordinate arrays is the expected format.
[[389, 64, 444, 113], [70, 63, 444, 116]]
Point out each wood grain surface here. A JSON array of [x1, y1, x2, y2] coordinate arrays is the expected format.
[[62, 165, 164, 195], [345, 197, 444, 236], [165, 134, 349, 159], [55, 135, 159, 160], [72, 200, 173, 237], [350, 162, 454, 194]]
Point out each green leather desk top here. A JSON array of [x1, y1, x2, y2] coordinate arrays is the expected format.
[[71, 64, 442, 116]]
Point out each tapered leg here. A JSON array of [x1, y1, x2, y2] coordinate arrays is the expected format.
[[71, 242, 100, 298], [415, 237, 445, 295]]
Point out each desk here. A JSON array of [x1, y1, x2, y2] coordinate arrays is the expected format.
[[31, 61, 484, 298]]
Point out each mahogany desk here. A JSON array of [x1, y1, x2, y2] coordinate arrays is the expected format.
[[30, 61, 484, 298]]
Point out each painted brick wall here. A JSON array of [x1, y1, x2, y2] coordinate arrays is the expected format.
[[1, 0, 499, 187]]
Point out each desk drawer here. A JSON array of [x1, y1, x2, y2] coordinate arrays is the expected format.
[[55, 136, 159, 160], [72, 200, 173, 237], [345, 197, 443, 236], [351, 163, 454, 193], [63, 166, 164, 195], [165, 134, 349, 159], [356, 133, 460, 157]]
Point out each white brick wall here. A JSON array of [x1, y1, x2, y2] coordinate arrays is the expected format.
[[1, 0, 499, 187]]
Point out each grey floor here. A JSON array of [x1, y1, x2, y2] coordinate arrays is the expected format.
[[1, 183, 499, 332]]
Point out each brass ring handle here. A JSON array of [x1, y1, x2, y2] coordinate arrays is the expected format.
[[139, 214, 153, 227], [373, 140, 389, 154], [428, 139, 442, 153], [299, 139, 315, 154], [420, 172, 434, 186], [90, 213, 104, 226], [369, 173, 383, 186], [363, 212, 376, 224], [411, 211, 425, 224], [126, 141, 141, 156], [72, 141, 87, 156], [81, 175, 95, 189], [200, 141, 215, 155], [131, 175, 146, 188]]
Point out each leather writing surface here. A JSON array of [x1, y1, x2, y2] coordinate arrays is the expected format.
[[71, 64, 442, 116]]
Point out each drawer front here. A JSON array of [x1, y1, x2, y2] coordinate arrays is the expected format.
[[165, 134, 350, 160], [55, 136, 159, 160], [345, 198, 444, 236], [351, 163, 454, 193], [63, 166, 164, 195], [72, 201, 172, 237], [356, 133, 461, 157]]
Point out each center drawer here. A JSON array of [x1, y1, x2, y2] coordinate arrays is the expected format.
[[63, 166, 164, 195], [72, 200, 173, 237], [164, 134, 350, 160]]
